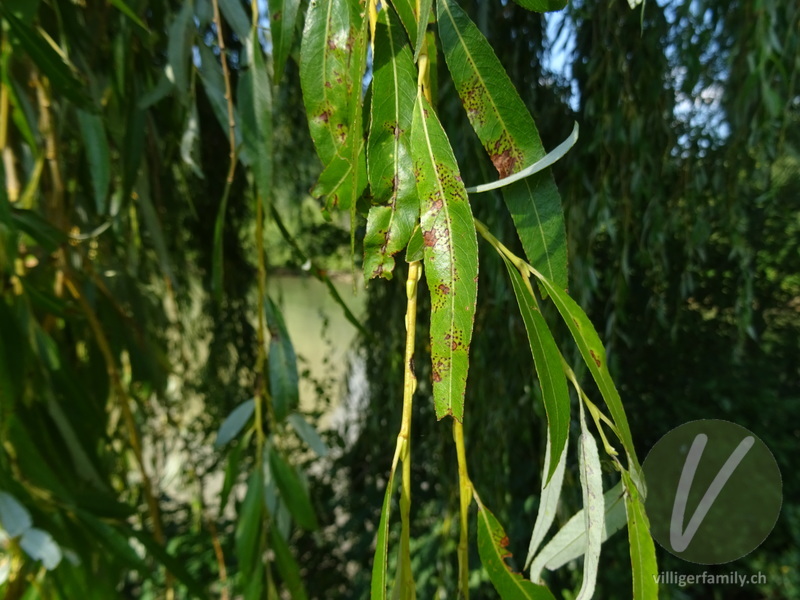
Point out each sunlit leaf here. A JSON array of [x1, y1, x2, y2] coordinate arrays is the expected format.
[[411, 91, 478, 422], [531, 272, 642, 476], [621, 469, 658, 600], [413, 0, 432, 61], [364, 7, 419, 280], [438, 0, 567, 291], [387, 0, 417, 44], [502, 258, 570, 481], [475, 495, 557, 600], [524, 431, 567, 568]]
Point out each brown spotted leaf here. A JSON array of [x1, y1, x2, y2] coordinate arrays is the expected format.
[[411, 91, 478, 422], [476, 494, 557, 600], [363, 6, 418, 280], [438, 0, 567, 291]]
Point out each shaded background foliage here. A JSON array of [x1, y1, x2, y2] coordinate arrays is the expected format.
[[0, 0, 798, 598]]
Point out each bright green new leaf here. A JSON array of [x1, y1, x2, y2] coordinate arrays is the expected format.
[[364, 7, 419, 280], [529, 482, 627, 581], [371, 453, 399, 599], [621, 469, 658, 600], [476, 496, 557, 600], [235, 469, 265, 577], [502, 258, 570, 482], [77, 110, 111, 215], [575, 403, 604, 600], [531, 271, 642, 477], [411, 91, 478, 422], [269, 446, 319, 531], [437, 0, 567, 291], [270, 0, 302, 81], [510, 0, 568, 13], [265, 298, 299, 423], [271, 526, 309, 600]]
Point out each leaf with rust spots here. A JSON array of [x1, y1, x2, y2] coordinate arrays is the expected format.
[[364, 7, 419, 280], [301, 0, 368, 217], [438, 0, 568, 292], [475, 495, 557, 600], [411, 91, 478, 421]]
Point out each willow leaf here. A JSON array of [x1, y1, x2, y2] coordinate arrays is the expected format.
[[411, 92, 478, 422], [502, 258, 570, 482], [77, 110, 111, 215], [239, 34, 273, 203], [270, 526, 309, 600], [576, 403, 604, 600], [413, 0, 432, 61], [265, 298, 299, 423], [532, 272, 642, 476], [621, 469, 658, 600], [524, 430, 567, 569], [511, 0, 568, 12], [437, 0, 567, 290], [388, 0, 417, 44], [371, 452, 399, 599], [529, 482, 627, 581], [270, 0, 301, 81], [364, 7, 418, 280], [476, 495, 557, 600], [269, 447, 318, 531]]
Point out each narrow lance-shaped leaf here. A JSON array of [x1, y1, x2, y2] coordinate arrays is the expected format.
[[413, 0, 432, 61], [77, 110, 111, 215], [621, 469, 658, 600], [437, 0, 568, 291], [502, 257, 570, 482], [269, 446, 318, 531], [235, 470, 264, 577], [475, 493, 557, 600], [364, 7, 419, 280], [265, 298, 299, 423], [270, 0, 302, 82], [371, 452, 400, 599], [575, 402, 604, 600], [510, 0, 568, 13], [411, 91, 478, 422], [529, 482, 628, 581], [531, 270, 642, 476], [270, 526, 309, 600], [300, 0, 368, 214], [387, 0, 417, 44], [524, 430, 567, 569], [166, 0, 194, 101]]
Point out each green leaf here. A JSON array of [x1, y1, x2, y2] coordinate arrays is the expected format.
[[269, 447, 318, 531], [10, 208, 66, 252], [0, 6, 93, 109], [413, 0, 432, 61], [529, 482, 627, 581], [363, 7, 419, 280], [77, 110, 111, 215], [524, 430, 567, 568], [387, 0, 417, 44], [621, 469, 658, 600], [437, 0, 567, 291], [218, 0, 251, 41], [219, 430, 251, 517], [575, 403, 604, 600], [370, 453, 399, 599], [109, 0, 149, 30], [530, 271, 642, 476], [265, 298, 299, 423], [510, 0, 567, 12], [404, 225, 423, 263], [270, 0, 302, 81], [239, 34, 273, 203], [215, 399, 256, 447], [166, 0, 195, 101], [476, 496, 557, 600], [502, 258, 570, 482], [235, 469, 265, 576], [411, 91, 479, 422], [287, 413, 328, 457], [299, 0, 367, 220], [270, 526, 309, 600]]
